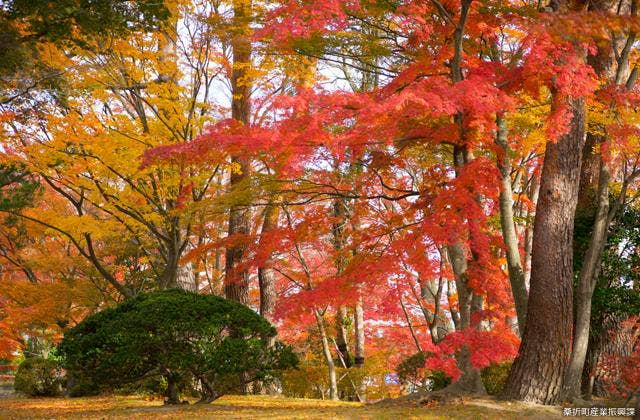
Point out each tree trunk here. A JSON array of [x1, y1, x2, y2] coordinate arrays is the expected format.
[[447, 240, 486, 395], [335, 306, 352, 368], [562, 160, 610, 400], [565, 2, 631, 396], [258, 203, 279, 330], [165, 374, 181, 405], [523, 174, 539, 288], [495, 115, 528, 335], [224, 0, 252, 307], [502, 98, 586, 404], [354, 297, 366, 401], [354, 297, 365, 368], [255, 202, 279, 395], [331, 198, 352, 368], [315, 309, 338, 401], [583, 314, 638, 398], [197, 377, 221, 404]]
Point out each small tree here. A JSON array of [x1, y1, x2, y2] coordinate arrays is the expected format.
[[58, 289, 298, 404], [14, 357, 64, 397]]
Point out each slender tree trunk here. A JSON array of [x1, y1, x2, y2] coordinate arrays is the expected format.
[[335, 306, 352, 368], [523, 174, 540, 288], [198, 377, 221, 404], [502, 98, 586, 404], [331, 198, 352, 368], [563, 161, 610, 399], [315, 309, 338, 400], [495, 115, 528, 335], [354, 297, 365, 368], [447, 239, 486, 394], [224, 0, 252, 306], [400, 296, 422, 352]]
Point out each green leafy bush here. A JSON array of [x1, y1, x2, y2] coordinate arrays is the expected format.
[[58, 289, 298, 404], [14, 357, 64, 396], [65, 375, 100, 397], [481, 361, 512, 395], [396, 352, 451, 392]]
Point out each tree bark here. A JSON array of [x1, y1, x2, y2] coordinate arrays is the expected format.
[[258, 202, 279, 329], [354, 297, 365, 368], [400, 296, 422, 352], [564, 0, 634, 397], [582, 314, 637, 398], [224, 0, 252, 306], [331, 197, 352, 368], [447, 239, 486, 395], [495, 115, 528, 335], [502, 98, 586, 404], [335, 306, 352, 368], [165, 373, 181, 405], [315, 309, 339, 400], [563, 160, 610, 399], [523, 174, 539, 288], [255, 202, 279, 395]]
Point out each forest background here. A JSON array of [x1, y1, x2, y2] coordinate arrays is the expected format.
[[1, 0, 640, 407]]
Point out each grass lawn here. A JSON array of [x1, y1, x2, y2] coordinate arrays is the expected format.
[[0, 394, 576, 419]]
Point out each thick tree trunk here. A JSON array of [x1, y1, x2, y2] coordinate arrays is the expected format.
[[315, 309, 338, 400], [258, 203, 279, 328], [255, 203, 279, 395], [165, 374, 181, 405], [502, 98, 586, 404], [564, 1, 632, 396], [159, 238, 190, 290], [495, 115, 528, 335], [224, 0, 252, 306], [159, 247, 179, 289]]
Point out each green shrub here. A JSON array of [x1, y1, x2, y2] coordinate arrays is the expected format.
[[427, 369, 451, 391], [14, 357, 64, 396], [396, 352, 451, 392], [66, 375, 101, 397], [481, 361, 512, 395], [397, 352, 427, 390], [58, 289, 298, 404]]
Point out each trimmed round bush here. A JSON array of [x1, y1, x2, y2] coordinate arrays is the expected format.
[[14, 357, 64, 396], [58, 289, 298, 404], [481, 361, 512, 395]]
